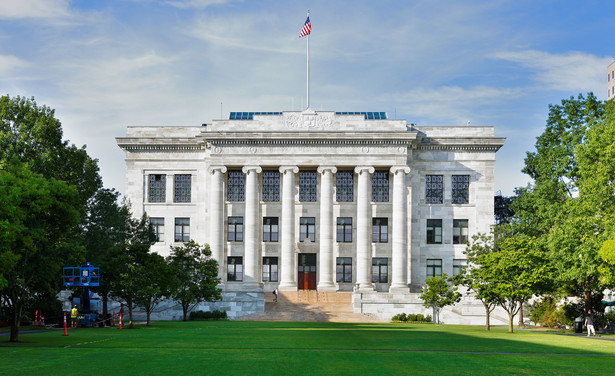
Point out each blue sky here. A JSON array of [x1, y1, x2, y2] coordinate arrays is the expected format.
[[1, 0, 614, 196]]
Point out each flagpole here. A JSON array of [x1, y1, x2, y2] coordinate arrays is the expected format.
[[306, 9, 310, 109]]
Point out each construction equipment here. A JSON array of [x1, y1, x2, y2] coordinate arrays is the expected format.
[[62, 262, 100, 327]]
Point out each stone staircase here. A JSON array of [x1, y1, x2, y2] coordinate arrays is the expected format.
[[235, 291, 384, 323]]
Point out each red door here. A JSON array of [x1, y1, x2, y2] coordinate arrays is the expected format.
[[298, 253, 317, 290]]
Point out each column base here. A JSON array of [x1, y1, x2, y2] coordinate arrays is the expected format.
[[316, 282, 337, 291], [389, 284, 410, 293], [355, 282, 374, 292]]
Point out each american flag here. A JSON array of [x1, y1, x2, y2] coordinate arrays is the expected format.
[[299, 16, 311, 38]]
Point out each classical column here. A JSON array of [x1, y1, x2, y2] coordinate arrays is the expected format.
[[242, 165, 262, 290], [317, 166, 337, 291], [278, 166, 299, 290], [208, 166, 227, 281], [355, 166, 375, 291], [389, 166, 411, 293]]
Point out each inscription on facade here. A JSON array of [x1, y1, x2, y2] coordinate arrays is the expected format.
[[285, 112, 334, 130]]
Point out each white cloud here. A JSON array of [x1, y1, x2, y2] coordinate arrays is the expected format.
[[0, 55, 28, 75], [0, 0, 72, 20], [495, 50, 614, 95]]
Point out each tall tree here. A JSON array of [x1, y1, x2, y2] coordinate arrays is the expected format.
[[167, 241, 221, 321], [453, 233, 502, 331], [108, 212, 156, 329], [512, 93, 607, 311], [0, 163, 80, 342], [84, 188, 125, 315], [420, 274, 461, 324]]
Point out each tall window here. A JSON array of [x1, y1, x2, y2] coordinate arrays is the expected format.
[[372, 218, 388, 243], [452, 175, 470, 204], [336, 217, 352, 242], [299, 217, 316, 242], [262, 257, 278, 282], [227, 170, 245, 201], [227, 256, 243, 281], [453, 259, 466, 276], [453, 219, 469, 244], [148, 174, 166, 203], [299, 170, 317, 202], [228, 217, 243, 242], [427, 259, 442, 278], [336, 171, 354, 202], [372, 258, 388, 283], [425, 175, 443, 204], [262, 170, 280, 202], [263, 217, 279, 242], [427, 219, 442, 244], [174, 174, 191, 203], [150, 217, 164, 242], [372, 170, 389, 202], [174, 218, 190, 242], [336, 257, 352, 283]]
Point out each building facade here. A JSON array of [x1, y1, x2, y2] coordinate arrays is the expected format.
[[116, 109, 506, 322], [609, 61, 615, 101]]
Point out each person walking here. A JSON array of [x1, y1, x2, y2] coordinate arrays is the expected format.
[[71, 305, 78, 328], [585, 310, 596, 336], [273, 288, 279, 303]]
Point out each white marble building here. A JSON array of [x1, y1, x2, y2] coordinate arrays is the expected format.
[[116, 109, 506, 323]]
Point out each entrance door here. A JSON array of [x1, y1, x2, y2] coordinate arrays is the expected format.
[[298, 253, 317, 290]]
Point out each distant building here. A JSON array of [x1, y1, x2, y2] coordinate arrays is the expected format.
[[608, 61, 615, 100], [116, 109, 506, 323]]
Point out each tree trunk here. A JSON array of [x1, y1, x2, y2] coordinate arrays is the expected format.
[[584, 290, 592, 312], [146, 310, 151, 326], [518, 301, 524, 328], [102, 292, 108, 316], [508, 310, 515, 333], [128, 297, 134, 329], [483, 302, 491, 331], [182, 301, 188, 321], [10, 302, 23, 342]]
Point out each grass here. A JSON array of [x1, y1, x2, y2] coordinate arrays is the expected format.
[[1, 321, 614, 375]]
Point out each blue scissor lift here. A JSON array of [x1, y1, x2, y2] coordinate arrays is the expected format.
[[63, 262, 100, 327]]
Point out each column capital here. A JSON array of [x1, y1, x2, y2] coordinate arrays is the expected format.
[[390, 166, 410, 175], [242, 165, 263, 174], [208, 165, 227, 174], [317, 165, 337, 174], [279, 165, 299, 174], [354, 166, 375, 175]]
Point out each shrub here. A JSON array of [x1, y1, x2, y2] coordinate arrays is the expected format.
[[416, 314, 424, 322], [189, 310, 227, 321], [407, 314, 417, 322], [391, 313, 407, 322], [425, 315, 432, 322]]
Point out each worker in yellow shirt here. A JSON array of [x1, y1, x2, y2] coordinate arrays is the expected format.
[[71, 306, 78, 328]]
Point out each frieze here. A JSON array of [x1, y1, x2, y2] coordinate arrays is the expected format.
[[212, 145, 407, 155]]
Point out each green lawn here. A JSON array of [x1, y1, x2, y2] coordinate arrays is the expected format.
[[1, 321, 613, 375]]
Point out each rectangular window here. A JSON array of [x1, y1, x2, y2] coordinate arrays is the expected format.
[[148, 174, 166, 203], [299, 170, 317, 202], [453, 219, 469, 244], [372, 258, 388, 283], [263, 217, 279, 242], [262, 257, 278, 282], [174, 174, 191, 203], [336, 257, 352, 283], [425, 175, 443, 204], [372, 217, 388, 243], [228, 217, 243, 242], [372, 170, 389, 202], [299, 217, 316, 242], [227, 170, 245, 201], [262, 170, 280, 202], [227, 256, 243, 281], [427, 219, 442, 244], [336, 217, 353, 242], [150, 217, 164, 242], [453, 259, 466, 276], [336, 170, 354, 202], [452, 175, 470, 204], [427, 259, 442, 278], [174, 217, 190, 242]]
